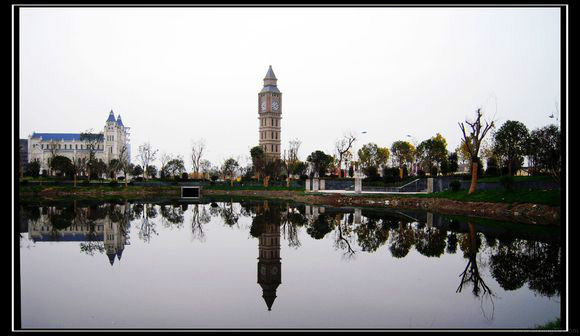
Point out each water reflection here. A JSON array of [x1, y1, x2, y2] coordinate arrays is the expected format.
[[19, 200, 561, 317], [253, 201, 282, 311]]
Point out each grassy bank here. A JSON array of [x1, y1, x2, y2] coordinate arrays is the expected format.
[[19, 184, 561, 207], [535, 318, 561, 330], [412, 189, 561, 206]]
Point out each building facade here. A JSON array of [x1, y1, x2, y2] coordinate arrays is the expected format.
[[27, 110, 130, 174], [19, 139, 28, 170], [258, 66, 282, 161]]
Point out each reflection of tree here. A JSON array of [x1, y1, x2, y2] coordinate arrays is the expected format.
[[334, 213, 356, 259], [221, 202, 239, 226], [77, 204, 104, 256], [355, 216, 389, 253], [306, 214, 334, 240], [208, 202, 240, 227], [526, 241, 561, 298], [414, 224, 447, 258], [160, 204, 184, 228], [80, 221, 104, 255], [446, 232, 458, 254], [191, 204, 211, 242], [489, 238, 561, 298], [456, 222, 495, 320], [138, 203, 158, 243], [388, 221, 415, 258], [281, 205, 305, 249], [489, 239, 529, 291], [50, 205, 76, 230]]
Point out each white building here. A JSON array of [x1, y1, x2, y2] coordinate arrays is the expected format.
[[27, 110, 130, 174]]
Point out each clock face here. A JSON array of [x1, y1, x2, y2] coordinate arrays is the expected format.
[[271, 100, 279, 111], [261, 100, 266, 112]]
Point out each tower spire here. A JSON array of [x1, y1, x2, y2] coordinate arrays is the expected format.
[[264, 65, 277, 80], [106, 110, 116, 123]]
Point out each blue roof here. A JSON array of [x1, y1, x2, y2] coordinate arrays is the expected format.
[[31, 133, 81, 141], [107, 110, 116, 122], [116, 115, 124, 126], [31, 132, 104, 142], [30, 233, 104, 242]]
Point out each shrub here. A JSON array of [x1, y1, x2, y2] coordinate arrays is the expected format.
[[500, 175, 515, 190], [382, 167, 400, 184], [363, 166, 380, 181], [210, 175, 219, 182], [181, 172, 189, 180], [299, 174, 309, 181], [449, 180, 461, 192], [20, 180, 29, 185], [118, 176, 125, 181], [109, 181, 119, 187], [417, 170, 426, 177], [81, 180, 90, 186], [134, 177, 144, 182]]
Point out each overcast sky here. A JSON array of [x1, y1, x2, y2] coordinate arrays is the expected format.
[[18, 7, 561, 168]]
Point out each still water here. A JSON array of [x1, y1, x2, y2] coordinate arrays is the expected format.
[[18, 199, 561, 329]]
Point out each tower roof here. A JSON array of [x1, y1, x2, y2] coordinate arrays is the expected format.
[[116, 114, 124, 127], [262, 291, 277, 311], [264, 65, 277, 80], [107, 253, 116, 266], [116, 248, 124, 260], [106, 110, 116, 122]]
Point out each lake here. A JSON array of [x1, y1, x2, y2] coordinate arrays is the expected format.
[[17, 199, 562, 329]]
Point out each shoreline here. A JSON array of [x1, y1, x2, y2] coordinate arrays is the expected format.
[[18, 188, 561, 226]]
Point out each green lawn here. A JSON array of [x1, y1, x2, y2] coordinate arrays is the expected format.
[[413, 189, 561, 206], [476, 175, 556, 183], [204, 184, 303, 191]]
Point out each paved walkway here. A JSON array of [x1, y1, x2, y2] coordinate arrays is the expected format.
[[307, 190, 429, 195]]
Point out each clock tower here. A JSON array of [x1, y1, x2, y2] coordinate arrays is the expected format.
[[258, 65, 282, 161]]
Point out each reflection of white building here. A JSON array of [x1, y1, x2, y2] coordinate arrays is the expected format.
[[27, 204, 130, 266], [27, 110, 130, 174]]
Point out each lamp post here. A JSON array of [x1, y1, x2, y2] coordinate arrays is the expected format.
[[353, 131, 368, 177]]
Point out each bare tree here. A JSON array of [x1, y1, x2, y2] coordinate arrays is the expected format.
[[80, 129, 104, 182], [47, 140, 59, 176], [458, 108, 495, 194], [199, 159, 212, 179], [334, 132, 357, 178], [71, 154, 87, 187], [117, 144, 131, 188], [159, 152, 172, 179], [190, 139, 206, 179], [137, 142, 158, 180]]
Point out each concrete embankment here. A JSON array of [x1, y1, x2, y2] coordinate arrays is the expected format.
[[19, 188, 561, 226], [202, 190, 561, 226]]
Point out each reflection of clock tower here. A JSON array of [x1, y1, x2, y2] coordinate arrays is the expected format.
[[257, 204, 282, 311], [258, 65, 282, 161]]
